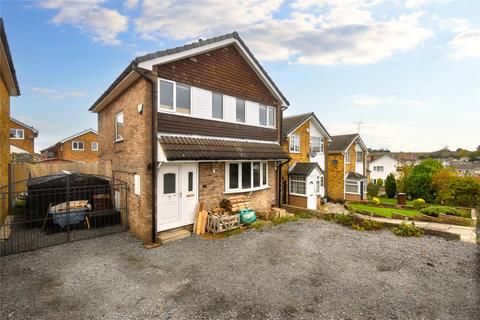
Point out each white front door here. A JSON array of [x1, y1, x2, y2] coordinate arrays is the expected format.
[[157, 163, 198, 231], [307, 175, 317, 210]]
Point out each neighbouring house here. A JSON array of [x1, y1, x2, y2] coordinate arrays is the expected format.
[[451, 162, 480, 177], [367, 154, 405, 184], [40, 129, 99, 164], [89, 32, 289, 242], [0, 18, 20, 223], [10, 117, 38, 158], [327, 134, 368, 201], [281, 112, 331, 209]]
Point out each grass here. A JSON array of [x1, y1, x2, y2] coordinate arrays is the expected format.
[[296, 211, 314, 219], [348, 203, 418, 218], [369, 196, 414, 206], [271, 215, 299, 225]]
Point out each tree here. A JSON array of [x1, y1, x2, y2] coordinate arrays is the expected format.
[[396, 164, 413, 193], [385, 173, 397, 198], [406, 159, 443, 203], [367, 183, 380, 197], [376, 178, 383, 187]]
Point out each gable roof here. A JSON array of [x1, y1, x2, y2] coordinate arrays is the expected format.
[[11, 117, 38, 136], [90, 32, 288, 112], [282, 112, 331, 140], [346, 172, 367, 180], [289, 162, 323, 176], [329, 134, 367, 154], [0, 18, 20, 96], [40, 129, 97, 152], [368, 154, 405, 165]]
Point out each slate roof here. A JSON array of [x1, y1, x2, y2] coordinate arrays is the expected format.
[[289, 162, 323, 176], [329, 134, 359, 153], [346, 172, 367, 180], [158, 135, 289, 161], [282, 112, 331, 138], [90, 32, 288, 111], [0, 18, 20, 95]]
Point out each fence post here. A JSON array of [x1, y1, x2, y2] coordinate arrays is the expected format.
[[7, 163, 12, 215], [66, 173, 70, 242]]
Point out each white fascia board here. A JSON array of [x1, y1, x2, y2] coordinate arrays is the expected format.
[[91, 70, 139, 113], [137, 38, 288, 107]]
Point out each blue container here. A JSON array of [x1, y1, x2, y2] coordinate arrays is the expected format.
[[239, 209, 256, 224], [51, 208, 87, 226]]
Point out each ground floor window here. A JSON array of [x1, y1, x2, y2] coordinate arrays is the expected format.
[[290, 175, 306, 196], [345, 180, 360, 194], [226, 161, 268, 193]]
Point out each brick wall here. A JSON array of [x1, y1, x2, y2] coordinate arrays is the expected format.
[[9, 119, 36, 155], [98, 77, 154, 242], [345, 193, 361, 201], [57, 131, 99, 164], [0, 78, 9, 222], [199, 161, 277, 212], [345, 144, 356, 174], [288, 194, 307, 208], [327, 153, 344, 200]]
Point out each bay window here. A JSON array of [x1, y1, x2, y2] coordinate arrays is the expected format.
[[345, 180, 360, 194], [289, 134, 300, 153], [226, 161, 268, 193], [290, 175, 306, 195]]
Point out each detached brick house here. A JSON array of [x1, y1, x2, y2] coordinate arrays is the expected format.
[[281, 113, 331, 209], [10, 117, 38, 157], [40, 129, 98, 164], [327, 134, 368, 201], [89, 32, 289, 242], [0, 18, 20, 222]]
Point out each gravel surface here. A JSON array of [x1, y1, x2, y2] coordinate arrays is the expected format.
[[1, 219, 479, 320]]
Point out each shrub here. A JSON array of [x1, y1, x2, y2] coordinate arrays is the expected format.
[[436, 176, 480, 208], [385, 173, 397, 198], [412, 198, 426, 210], [420, 206, 463, 217], [296, 211, 313, 219], [392, 222, 424, 237], [406, 159, 443, 203], [352, 223, 364, 231], [334, 213, 356, 226], [372, 197, 380, 206], [362, 219, 384, 230], [367, 183, 380, 197], [272, 215, 299, 225], [376, 178, 384, 187]]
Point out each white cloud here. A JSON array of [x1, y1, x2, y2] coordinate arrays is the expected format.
[[439, 17, 470, 33], [352, 95, 384, 106], [32, 87, 85, 99], [124, 0, 140, 10], [39, 0, 128, 45], [33, 87, 56, 94], [448, 29, 480, 59], [404, 0, 434, 8]]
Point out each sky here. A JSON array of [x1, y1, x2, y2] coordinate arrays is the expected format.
[[1, 0, 479, 152]]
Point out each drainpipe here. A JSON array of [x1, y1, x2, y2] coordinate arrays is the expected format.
[[277, 159, 291, 207]]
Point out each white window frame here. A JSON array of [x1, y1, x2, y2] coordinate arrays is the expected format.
[[211, 92, 224, 120], [315, 176, 320, 194], [72, 141, 84, 151], [374, 166, 384, 172], [345, 180, 360, 194], [310, 136, 323, 153], [345, 151, 351, 164], [114, 112, 124, 142], [91, 141, 98, 151], [267, 106, 276, 127], [10, 129, 24, 139], [225, 161, 269, 193], [235, 98, 246, 123], [356, 151, 363, 163], [289, 134, 300, 153], [158, 78, 192, 114], [289, 175, 307, 196]]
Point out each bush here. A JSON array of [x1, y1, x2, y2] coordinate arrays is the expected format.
[[420, 206, 463, 217], [362, 219, 384, 230], [392, 222, 424, 237], [334, 213, 356, 226], [435, 176, 480, 208], [376, 178, 384, 187], [352, 223, 364, 231], [406, 159, 443, 203], [372, 197, 380, 206], [385, 173, 397, 199], [412, 198, 426, 210], [367, 183, 380, 197]]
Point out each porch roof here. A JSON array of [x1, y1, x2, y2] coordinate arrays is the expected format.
[[346, 172, 367, 180], [289, 162, 323, 176], [158, 135, 289, 161]]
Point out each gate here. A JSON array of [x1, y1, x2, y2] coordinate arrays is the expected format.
[[0, 174, 128, 256]]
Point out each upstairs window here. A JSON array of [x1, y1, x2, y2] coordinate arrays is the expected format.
[[159, 80, 174, 110], [72, 141, 84, 151], [259, 105, 275, 127], [115, 112, 124, 142], [176, 83, 191, 114], [10, 129, 24, 139], [267, 106, 275, 126], [289, 134, 300, 153], [310, 137, 323, 153], [91, 142, 98, 151], [345, 151, 350, 163], [212, 92, 223, 119], [356, 151, 363, 163], [259, 104, 267, 126], [374, 166, 384, 172], [236, 98, 245, 123]]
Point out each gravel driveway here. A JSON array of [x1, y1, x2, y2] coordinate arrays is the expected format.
[[1, 219, 478, 320]]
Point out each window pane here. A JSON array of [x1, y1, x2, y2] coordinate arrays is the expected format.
[[163, 173, 176, 194], [176, 84, 191, 114], [229, 163, 239, 189], [262, 162, 267, 185], [242, 162, 251, 189], [268, 107, 275, 126], [160, 81, 174, 110], [236, 99, 245, 122], [259, 105, 267, 126], [212, 93, 223, 119], [188, 172, 193, 192], [79, 142, 84, 149], [253, 162, 260, 187], [356, 152, 363, 162], [115, 113, 124, 141], [311, 137, 321, 153]]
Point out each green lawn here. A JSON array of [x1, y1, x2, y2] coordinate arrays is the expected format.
[[368, 196, 414, 206], [348, 203, 418, 218]]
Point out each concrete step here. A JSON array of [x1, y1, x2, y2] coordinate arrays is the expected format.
[[157, 228, 191, 244]]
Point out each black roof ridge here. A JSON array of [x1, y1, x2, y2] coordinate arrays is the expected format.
[[0, 18, 20, 95]]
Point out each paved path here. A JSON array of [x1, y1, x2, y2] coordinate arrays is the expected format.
[[323, 203, 477, 244]]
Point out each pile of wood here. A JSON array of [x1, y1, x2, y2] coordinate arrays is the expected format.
[[228, 195, 251, 212], [265, 207, 294, 220], [194, 203, 208, 235]]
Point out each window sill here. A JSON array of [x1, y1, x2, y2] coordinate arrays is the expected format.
[[289, 151, 301, 154], [10, 138, 24, 140], [115, 139, 124, 144], [72, 150, 85, 151], [289, 193, 307, 197], [224, 185, 270, 194]]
